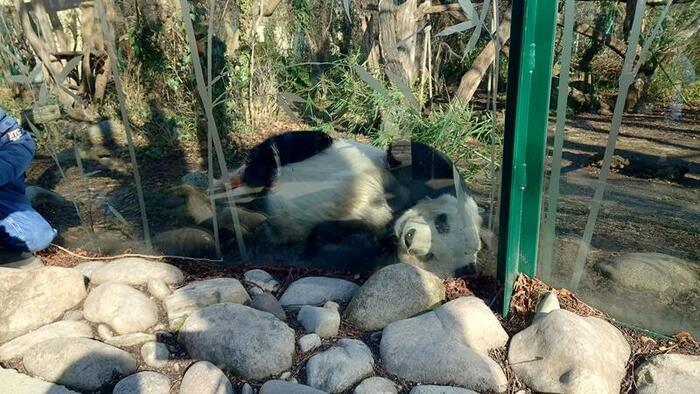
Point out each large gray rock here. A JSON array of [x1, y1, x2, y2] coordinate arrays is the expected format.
[[380, 297, 507, 393], [0, 321, 93, 361], [0, 267, 87, 344], [0, 366, 78, 394], [73, 261, 107, 280], [165, 278, 250, 329], [22, 337, 137, 391], [248, 291, 287, 320], [346, 263, 445, 331], [307, 339, 375, 393], [635, 353, 700, 394], [354, 377, 397, 394], [298, 305, 340, 337], [179, 361, 234, 394], [597, 253, 699, 295], [83, 282, 159, 334], [279, 277, 359, 307], [508, 307, 630, 394], [178, 303, 295, 380], [409, 386, 478, 394], [113, 371, 171, 394], [90, 257, 184, 286], [259, 380, 326, 394]]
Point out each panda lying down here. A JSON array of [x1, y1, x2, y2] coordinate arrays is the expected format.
[[211, 130, 484, 278]]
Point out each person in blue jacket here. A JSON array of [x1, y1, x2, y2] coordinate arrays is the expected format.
[[0, 108, 56, 252]]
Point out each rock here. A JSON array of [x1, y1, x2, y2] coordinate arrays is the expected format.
[[97, 324, 114, 340], [0, 321, 93, 361], [346, 263, 445, 331], [635, 353, 700, 394], [298, 333, 322, 353], [62, 310, 83, 321], [259, 380, 326, 394], [178, 303, 295, 380], [0, 366, 78, 394], [298, 305, 340, 338], [536, 291, 560, 315], [324, 301, 340, 311], [152, 228, 217, 258], [180, 361, 234, 394], [105, 332, 156, 347], [380, 297, 507, 393], [354, 377, 397, 394], [73, 261, 107, 280], [83, 282, 158, 334], [250, 286, 265, 296], [165, 278, 250, 329], [244, 269, 280, 292], [307, 338, 374, 393], [113, 371, 170, 394], [0, 267, 87, 344], [182, 172, 209, 189], [409, 386, 478, 394], [241, 383, 254, 394], [597, 253, 699, 295], [279, 277, 359, 307], [148, 279, 172, 300], [141, 342, 170, 368], [0, 249, 43, 270], [508, 308, 630, 394], [22, 337, 137, 391], [248, 292, 287, 320], [90, 257, 184, 286], [280, 371, 292, 380]]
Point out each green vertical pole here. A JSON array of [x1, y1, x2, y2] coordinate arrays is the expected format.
[[497, 0, 557, 317]]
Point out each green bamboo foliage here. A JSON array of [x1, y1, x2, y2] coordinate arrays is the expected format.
[[569, 0, 674, 289], [95, 0, 152, 248], [539, 0, 577, 282], [178, 0, 248, 261]]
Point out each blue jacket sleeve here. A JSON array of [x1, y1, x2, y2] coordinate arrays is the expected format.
[[0, 109, 36, 188]]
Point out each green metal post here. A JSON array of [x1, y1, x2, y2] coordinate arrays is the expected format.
[[497, 0, 558, 317]]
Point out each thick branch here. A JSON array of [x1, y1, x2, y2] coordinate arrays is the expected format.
[[566, 20, 628, 58]]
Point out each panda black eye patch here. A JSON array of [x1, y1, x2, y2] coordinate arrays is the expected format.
[[435, 213, 449, 234]]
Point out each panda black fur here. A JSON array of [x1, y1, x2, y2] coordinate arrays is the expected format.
[[213, 130, 483, 277]]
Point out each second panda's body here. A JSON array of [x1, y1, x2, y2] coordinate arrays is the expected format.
[[214, 131, 482, 277]]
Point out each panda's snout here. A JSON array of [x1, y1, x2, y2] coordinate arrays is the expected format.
[[402, 223, 432, 256], [404, 228, 416, 248]]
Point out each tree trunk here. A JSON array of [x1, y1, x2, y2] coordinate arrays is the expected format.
[[378, 0, 420, 83], [32, 0, 57, 53], [48, 9, 70, 52], [455, 7, 512, 104]]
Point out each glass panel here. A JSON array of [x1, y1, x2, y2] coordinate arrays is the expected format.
[[539, 0, 699, 337], [1, 0, 506, 281]]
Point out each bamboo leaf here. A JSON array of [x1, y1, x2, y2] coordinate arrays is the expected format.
[[435, 21, 475, 37], [28, 62, 42, 82], [465, 0, 490, 53], [342, 0, 351, 22], [9, 74, 29, 84], [458, 0, 478, 20], [3, 47, 28, 74], [56, 55, 83, 85], [353, 64, 391, 101], [277, 93, 302, 123], [279, 92, 306, 103], [385, 69, 420, 111], [38, 82, 48, 105]]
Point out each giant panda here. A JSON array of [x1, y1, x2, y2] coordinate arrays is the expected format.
[[210, 130, 483, 277]]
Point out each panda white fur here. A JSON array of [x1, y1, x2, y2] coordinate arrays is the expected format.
[[212, 130, 483, 277]]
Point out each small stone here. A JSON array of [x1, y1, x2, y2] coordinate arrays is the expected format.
[[536, 291, 560, 315], [354, 377, 397, 394], [279, 277, 359, 308], [73, 261, 107, 280], [105, 332, 156, 347], [259, 380, 325, 394], [324, 301, 340, 311], [0, 366, 78, 394], [178, 303, 295, 380], [298, 305, 340, 338], [181, 172, 209, 189], [298, 334, 322, 353], [306, 338, 374, 393], [345, 263, 445, 331], [244, 269, 280, 292], [90, 257, 184, 286], [97, 324, 114, 340], [141, 341, 169, 368], [83, 282, 159, 334], [148, 279, 172, 300], [635, 353, 700, 394], [241, 383, 255, 394], [0, 321, 93, 361], [179, 361, 234, 394], [289, 378, 298, 384], [113, 371, 171, 394], [22, 337, 137, 391], [63, 310, 83, 321], [250, 286, 264, 296], [280, 371, 292, 380], [248, 292, 287, 321], [409, 386, 478, 394], [165, 278, 250, 329]]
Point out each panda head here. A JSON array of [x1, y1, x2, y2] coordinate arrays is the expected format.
[[393, 194, 483, 278]]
